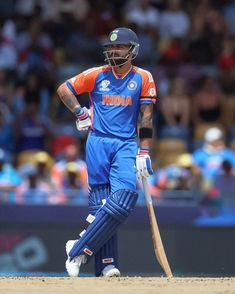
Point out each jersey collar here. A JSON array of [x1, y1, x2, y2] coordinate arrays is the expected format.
[[111, 65, 133, 80]]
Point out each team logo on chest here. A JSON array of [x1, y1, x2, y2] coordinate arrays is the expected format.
[[99, 80, 110, 91], [127, 80, 137, 90]]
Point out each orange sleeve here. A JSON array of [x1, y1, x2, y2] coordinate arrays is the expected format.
[[67, 67, 102, 95], [139, 69, 157, 104]]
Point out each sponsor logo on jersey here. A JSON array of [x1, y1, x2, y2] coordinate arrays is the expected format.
[[99, 80, 110, 91], [102, 95, 132, 106], [127, 80, 137, 90], [149, 88, 156, 96]]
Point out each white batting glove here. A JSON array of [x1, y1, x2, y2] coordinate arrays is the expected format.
[[74, 107, 92, 131], [136, 148, 153, 181]]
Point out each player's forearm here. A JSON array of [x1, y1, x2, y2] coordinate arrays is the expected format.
[[57, 82, 81, 113], [139, 137, 152, 149], [139, 104, 153, 149]]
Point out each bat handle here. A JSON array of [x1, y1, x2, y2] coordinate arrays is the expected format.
[[142, 177, 152, 204]]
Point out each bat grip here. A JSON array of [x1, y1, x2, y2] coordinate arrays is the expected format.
[[142, 177, 152, 204]]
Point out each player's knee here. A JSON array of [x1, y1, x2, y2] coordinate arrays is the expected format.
[[104, 189, 138, 222], [89, 184, 110, 214]]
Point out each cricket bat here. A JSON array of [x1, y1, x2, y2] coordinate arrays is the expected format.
[[142, 177, 173, 278]]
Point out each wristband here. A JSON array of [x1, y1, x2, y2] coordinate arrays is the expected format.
[[138, 148, 150, 155], [139, 127, 153, 139]]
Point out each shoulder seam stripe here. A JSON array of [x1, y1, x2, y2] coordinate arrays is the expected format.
[[140, 96, 157, 99]]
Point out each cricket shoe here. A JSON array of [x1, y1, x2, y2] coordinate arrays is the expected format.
[[101, 265, 121, 277], [65, 240, 86, 277]]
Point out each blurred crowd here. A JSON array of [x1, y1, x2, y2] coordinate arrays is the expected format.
[[0, 0, 235, 216]]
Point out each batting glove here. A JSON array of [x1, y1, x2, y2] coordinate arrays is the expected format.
[[136, 148, 153, 181], [74, 107, 92, 131]]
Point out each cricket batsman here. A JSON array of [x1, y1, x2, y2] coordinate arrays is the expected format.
[[57, 27, 157, 277]]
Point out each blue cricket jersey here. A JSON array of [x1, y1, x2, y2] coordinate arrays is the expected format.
[[67, 65, 157, 139]]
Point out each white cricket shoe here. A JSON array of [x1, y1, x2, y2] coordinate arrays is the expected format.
[[65, 240, 86, 277], [101, 265, 121, 277]]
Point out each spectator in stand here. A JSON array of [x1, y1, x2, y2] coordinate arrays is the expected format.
[[43, 0, 90, 22], [86, 0, 118, 37], [17, 151, 65, 204], [123, 23, 157, 69], [124, 0, 160, 69], [34, 151, 66, 204], [192, 127, 235, 182], [62, 161, 88, 204], [160, 37, 185, 66], [148, 153, 201, 199], [16, 164, 50, 204], [34, 151, 53, 181], [66, 20, 104, 67], [199, 159, 235, 218], [0, 70, 13, 114], [0, 20, 17, 71], [17, 18, 53, 75], [192, 75, 225, 126], [188, 29, 216, 69], [189, 1, 226, 71], [190, 0, 208, 38], [52, 47, 77, 83], [51, 143, 87, 192], [0, 105, 14, 157], [218, 37, 235, 97], [13, 100, 54, 153], [160, 77, 190, 128], [159, 0, 190, 38], [218, 37, 235, 129], [223, 0, 235, 37], [216, 159, 235, 189], [125, 0, 160, 32], [204, 6, 227, 61], [213, 159, 235, 215], [219, 68, 235, 99], [0, 149, 21, 203], [15, 0, 48, 18], [0, 1, 15, 17], [13, 73, 51, 117]]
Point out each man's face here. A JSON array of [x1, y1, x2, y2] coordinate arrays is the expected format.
[[208, 139, 225, 151], [103, 43, 134, 67], [106, 44, 130, 59]]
